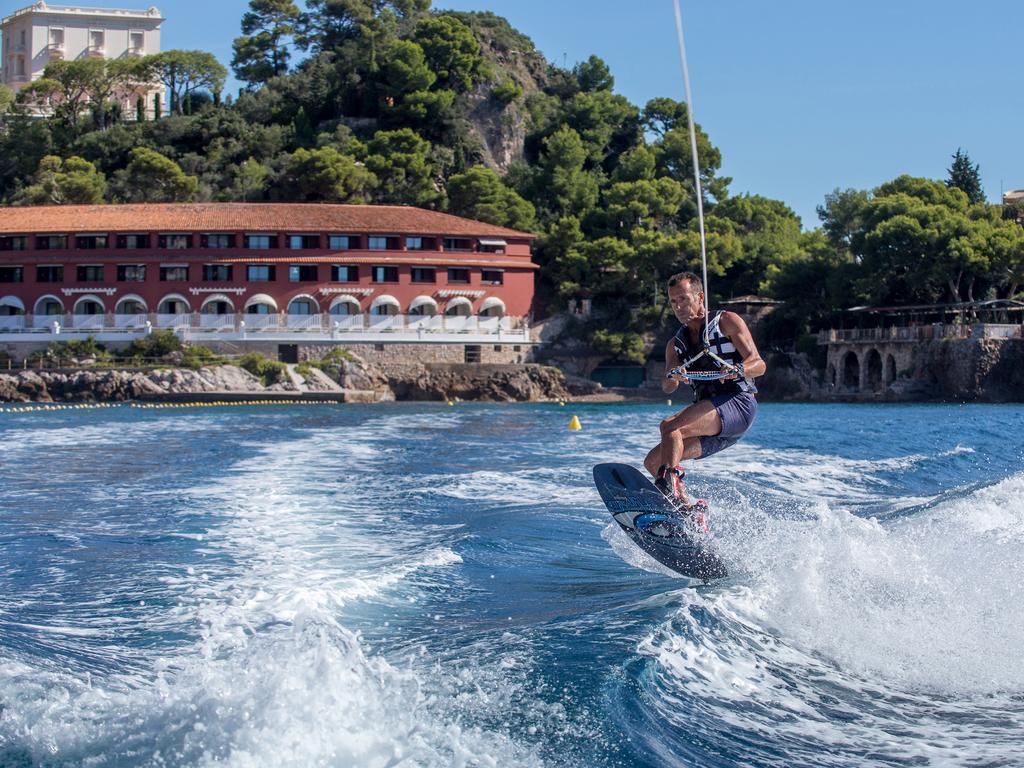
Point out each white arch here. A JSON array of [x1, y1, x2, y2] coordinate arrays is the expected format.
[[73, 294, 106, 314], [408, 295, 438, 314], [479, 297, 506, 317], [445, 296, 472, 316], [200, 293, 236, 312], [115, 294, 148, 314], [244, 293, 278, 312], [158, 293, 192, 313], [34, 294, 64, 315], [370, 294, 400, 311], [0, 295, 25, 312], [287, 293, 321, 313], [329, 294, 362, 314]]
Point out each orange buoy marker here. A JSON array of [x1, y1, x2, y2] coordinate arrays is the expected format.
[[568, 415, 582, 431]]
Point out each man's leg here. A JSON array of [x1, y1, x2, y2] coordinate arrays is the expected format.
[[659, 399, 722, 470]]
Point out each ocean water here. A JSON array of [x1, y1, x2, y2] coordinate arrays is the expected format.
[[0, 402, 1022, 767]]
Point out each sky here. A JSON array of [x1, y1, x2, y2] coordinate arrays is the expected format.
[[4, 0, 1022, 229]]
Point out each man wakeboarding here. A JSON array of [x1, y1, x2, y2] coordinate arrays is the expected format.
[[643, 271, 766, 510]]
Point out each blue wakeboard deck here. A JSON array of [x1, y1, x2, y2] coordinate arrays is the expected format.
[[593, 462, 728, 581]]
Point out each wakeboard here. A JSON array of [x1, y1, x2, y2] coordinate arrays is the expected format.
[[593, 462, 728, 581]]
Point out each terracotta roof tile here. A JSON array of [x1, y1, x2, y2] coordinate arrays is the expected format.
[[0, 203, 537, 238]]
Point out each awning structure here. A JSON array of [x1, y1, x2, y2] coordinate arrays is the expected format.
[[115, 294, 148, 312], [200, 293, 236, 310], [437, 288, 485, 298], [329, 294, 363, 311], [408, 295, 438, 313], [73, 294, 106, 312], [370, 294, 400, 310], [445, 296, 472, 311], [478, 238, 507, 247], [479, 297, 506, 314], [288, 293, 321, 311], [0, 296, 25, 312], [244, 293, 278, 312], [157, 293, 192, 311]]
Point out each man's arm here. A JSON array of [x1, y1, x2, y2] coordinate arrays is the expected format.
[[663, 338, 682, 393], [720, 311, 767, 379]]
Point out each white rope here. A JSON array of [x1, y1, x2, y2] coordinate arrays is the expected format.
[[671, 0, 710, 344]]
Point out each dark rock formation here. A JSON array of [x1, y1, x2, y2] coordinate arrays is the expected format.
[[380, 363, 597, 402]]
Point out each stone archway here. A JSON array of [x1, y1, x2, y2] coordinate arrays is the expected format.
[[884, 354, 896, 386], [866, 348, 883, 392], [842, 351, 859, 389]]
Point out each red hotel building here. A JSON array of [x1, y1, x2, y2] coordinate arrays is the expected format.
[[0, 203, 537, 338]]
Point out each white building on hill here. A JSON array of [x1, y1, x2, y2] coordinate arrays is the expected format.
[[2, 2, 163, 114]]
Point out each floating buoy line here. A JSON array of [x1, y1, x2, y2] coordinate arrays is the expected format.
[[0, 399, 344, 414]]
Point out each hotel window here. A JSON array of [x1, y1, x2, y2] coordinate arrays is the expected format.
[[328, 235, 351, 250], [0, 236, 27, 251], [76, 235, 108, 249], [50, 28, 64, 49], [246, 234, 276, 249], [481, 269, 504, 286], [288, 235, 319, 250], [77, 265, 104, 282], [0, 267, 23, 283], [478, 239, 507, 254], [289, 265, 317, 282], [158, 234, 192, 249], [116, 234, 149, 249], [406, 237, 423, 251], [16, 57, 25, 77], [443, 238, 472, 252], [411, 267, 436, 283], [159, 266, 189, 281], [202, 264, 232, 281], [116, 265, 146, 282], [247, 265, 275, 281], [36, 265, 63, 283], [89, 30, 104, 52], [331, 265, 358, 282], [372, 266, 398, 283], [201, 234, 235, 248], [36, 235, 68, 250], [447, 268, 470, 284], [368, 236, 389, 251], [129, 31, 144, 52]]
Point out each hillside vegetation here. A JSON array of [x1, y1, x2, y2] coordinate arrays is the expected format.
[[0, 0, 1020, 358]]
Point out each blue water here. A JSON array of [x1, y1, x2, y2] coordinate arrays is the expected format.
[[1, 402, 1022, 767]]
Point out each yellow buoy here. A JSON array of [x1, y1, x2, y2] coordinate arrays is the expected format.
[[568, 415, 582, 431], [667, 399, 672, 407]]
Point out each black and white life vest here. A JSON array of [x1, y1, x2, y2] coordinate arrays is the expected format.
[[672, 310, 757, 400]]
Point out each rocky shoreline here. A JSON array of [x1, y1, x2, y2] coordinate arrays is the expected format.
[[0, 360, 606, 405]]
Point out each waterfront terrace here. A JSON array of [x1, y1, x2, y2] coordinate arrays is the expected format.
[[0, 203, 537, 351]]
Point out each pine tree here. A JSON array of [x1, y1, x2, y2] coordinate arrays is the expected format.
[[946, 148, 985, 205]]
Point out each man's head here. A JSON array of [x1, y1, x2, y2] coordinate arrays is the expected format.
[[667, 271, 705, 324]]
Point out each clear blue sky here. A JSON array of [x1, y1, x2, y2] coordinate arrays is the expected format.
[[6, 0, 1022, 229]]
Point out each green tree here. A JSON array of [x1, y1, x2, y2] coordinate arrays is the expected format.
[[150, 51, 227, 116], [232, 0, 302, 87], [816, 187, 870, 252], [278, 146, 376, 202], [573, 55, 613, 92], [362, 128, 440, 206], [531, 126, 599, 220], [18, 60, 103, 130], [413, 15, 483, 92], [229, 157, 271, 201], [0, 84, 14, 116], [717, 194, 804, 296], [380, 39, 436, 99], [946, 148, 985, 205], [116, 147, 198, 202], [447, 165, 535, 230], [299, 0, 431, 52], [15, 155, 107, 205]]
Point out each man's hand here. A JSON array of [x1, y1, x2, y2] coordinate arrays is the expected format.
[[666, 366, 692, 384]]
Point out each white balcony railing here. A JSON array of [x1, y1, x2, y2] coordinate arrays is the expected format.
[[0, 313, 526, 341]]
